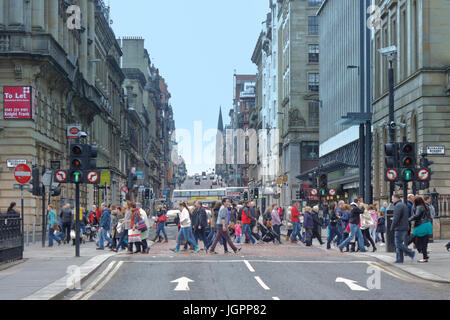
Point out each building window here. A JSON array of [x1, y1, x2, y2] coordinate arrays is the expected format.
[[308, 73, 319, 92], [301, 142, 319, 161], [308, 16, 319, 35], [308, 44, 319, 63], [308, 101, 319, 126], [308, 0, 323, 6]]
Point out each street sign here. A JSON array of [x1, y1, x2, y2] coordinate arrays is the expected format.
[[99, 170, 111, 186], [310, 188, 318, 196], [86, 171, 99, 184], [136, 171, 144, 180], [14, 164, 32, 184], [13, 184, 31, 190], [121, 186, 128, 193], [42, 170, 53, 187], [55, 170, 68, 183], [329, 189, 336, 196], [67, 125, 81, 140], [7, 159, 26, 168], [426, 146, 445, 155], [417, 169, 430, 181], [385, 169, 398, 182]]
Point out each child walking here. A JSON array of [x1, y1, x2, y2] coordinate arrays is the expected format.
[[234, 221, 242, 244]]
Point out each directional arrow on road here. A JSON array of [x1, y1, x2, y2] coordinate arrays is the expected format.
[[171, 277, 194, 291], [336, 277, 369, 291]]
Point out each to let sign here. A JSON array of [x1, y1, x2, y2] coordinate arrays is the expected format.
[[3, 86, 34, 119]]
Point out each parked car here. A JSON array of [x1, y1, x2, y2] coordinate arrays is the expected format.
[[166, 209, 180, 225]]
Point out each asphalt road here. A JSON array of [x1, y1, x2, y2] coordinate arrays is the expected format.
[[63, 226, 450, 300]]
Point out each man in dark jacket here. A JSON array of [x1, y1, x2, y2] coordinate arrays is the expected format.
[[311, 206, 324, 245], [60, 204, 73, 243], [338, 199, 366, 252], [193, 201, 208, 250], [391, 194, 415, 263], [97, 203, 112, 250]]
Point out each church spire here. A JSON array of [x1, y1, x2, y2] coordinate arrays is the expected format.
[[217, 106, 224, 132]]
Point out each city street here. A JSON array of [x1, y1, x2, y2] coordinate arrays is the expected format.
[[60, 226, 450, 301]]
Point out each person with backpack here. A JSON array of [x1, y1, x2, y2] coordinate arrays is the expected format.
[[60, 204, 73, 244], [409, 196, 433, 263], [303, 207, 314, 246]]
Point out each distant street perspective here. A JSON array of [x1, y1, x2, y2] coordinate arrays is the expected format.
[[0, 0, 450, 302]]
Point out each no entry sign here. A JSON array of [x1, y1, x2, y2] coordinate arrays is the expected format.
[[14, 164, 32, 184], [121, 186, 128, 193], [310, 189, 318, 196], [329, 189, 336, 196]]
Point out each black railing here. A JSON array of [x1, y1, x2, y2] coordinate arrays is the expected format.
[[0, 216, 23, 265]]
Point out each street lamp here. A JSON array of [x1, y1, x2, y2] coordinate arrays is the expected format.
[[379, 45, 398, 200]]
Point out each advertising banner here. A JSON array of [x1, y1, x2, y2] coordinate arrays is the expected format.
[[3, 86, 33, 119]]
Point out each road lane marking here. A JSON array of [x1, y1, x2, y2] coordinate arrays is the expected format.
[[81, 261, 123, 300], [71, 261, 116, 300], [255, 276, 270, 290], [335, 277, 369, 291], [244, 260, 255, 273], [272, 297, 280, 300]]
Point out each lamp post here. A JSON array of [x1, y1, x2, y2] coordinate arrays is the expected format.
[[379, 45, 398, 200]]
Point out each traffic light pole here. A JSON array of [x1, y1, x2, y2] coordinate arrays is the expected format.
[[75, 182, 80, 258], [388, 60, 395, 201], [41, 185, 46, 248]]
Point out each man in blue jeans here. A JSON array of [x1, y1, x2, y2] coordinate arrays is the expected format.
[[391, 194, 415, 263], [97, 203, 112, 250], [339, 199, 366, 253]]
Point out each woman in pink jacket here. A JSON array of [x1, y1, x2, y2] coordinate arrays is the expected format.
[[369, 205, 378, 244]]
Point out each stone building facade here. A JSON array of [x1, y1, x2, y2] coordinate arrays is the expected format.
[[277, 0, 321, 207], [371, 0, 450, 237]]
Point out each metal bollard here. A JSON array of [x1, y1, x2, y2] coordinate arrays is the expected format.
[[385, 210, 395, 253]]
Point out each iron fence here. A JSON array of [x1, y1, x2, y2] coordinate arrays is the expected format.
[[0, 216, 23, 264]]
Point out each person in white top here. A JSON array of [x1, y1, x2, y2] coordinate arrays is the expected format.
[[172, 202, 199, 254]]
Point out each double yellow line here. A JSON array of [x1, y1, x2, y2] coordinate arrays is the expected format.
[[71, 261, 123, 300]]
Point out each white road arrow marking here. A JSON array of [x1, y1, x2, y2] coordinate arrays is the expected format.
[[171, 277, 194, 291], [336, 277, 369, 291]]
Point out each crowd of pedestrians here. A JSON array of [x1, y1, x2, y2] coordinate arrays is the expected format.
[[39, 193, 445, 262]]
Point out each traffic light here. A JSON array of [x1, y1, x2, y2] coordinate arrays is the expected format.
[[250, 188, 254, 199], [400, 143, 416, 169], [243, 191, 249, 201], [417, 155, 434, 190], [385, 143, 399, 169], [31, 166, 41, 196], [402, 168, 414, 182], [400, 142, 416, 182], [308, 173, 316, 187], [319, 173, 328, 196], [144, 188, 150, 200], [254, 188, 259, 199], [88, 145, 98, 169]]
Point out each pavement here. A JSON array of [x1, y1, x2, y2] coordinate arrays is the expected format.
[[281, 227, 450, 284]]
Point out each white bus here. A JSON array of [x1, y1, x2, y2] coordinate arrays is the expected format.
[[171, 188, 226, 208]]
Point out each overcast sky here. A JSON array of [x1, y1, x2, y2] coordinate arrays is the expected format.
[[110, 0, 268, 175]]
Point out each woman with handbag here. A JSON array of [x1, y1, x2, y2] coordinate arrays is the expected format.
[[129, 203, 148, 254], [47, 205, 62, 247], [376, 211, 386, 244], [153, 205, 168, 243], [172, 202, 199, 254], [271, 204, 282, 244], [409, 197, 433, 263]]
